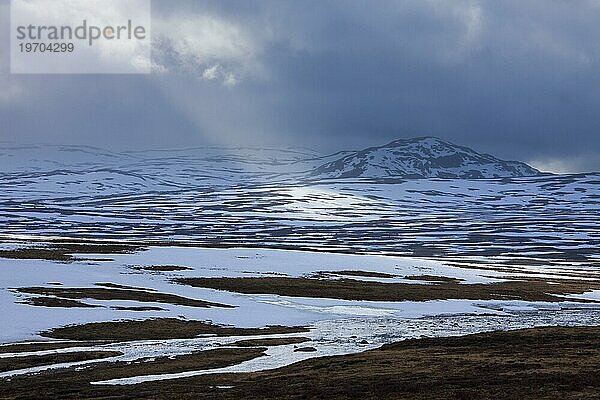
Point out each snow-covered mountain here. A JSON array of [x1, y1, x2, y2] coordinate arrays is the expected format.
[[0, 138, 542, 197], [310, 137, 541, 179]]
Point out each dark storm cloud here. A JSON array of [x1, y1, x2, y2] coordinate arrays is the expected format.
[[1, 0, 600, 172]]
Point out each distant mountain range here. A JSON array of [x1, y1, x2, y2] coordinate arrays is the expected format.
[[0, 137, 542, 197], [310, 137, 541, 179]]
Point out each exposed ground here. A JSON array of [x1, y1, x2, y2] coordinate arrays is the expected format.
[[0, 243, 144, 262], [176, 276, 600, 303], [0, 348, 267, 399], [229, 337, 310, 347], [17, 296, 100, 308], [0, 351, 121, 373], [314, 270, 398, 279], [0, 341, 109, 354], [14, 286, 233, 309], [132, 265, 194, 272], [41, 318, 309, 341], [2, 326, 600, 399]]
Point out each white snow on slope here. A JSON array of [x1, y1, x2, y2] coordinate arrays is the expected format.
[[311, 137, 540, 179]]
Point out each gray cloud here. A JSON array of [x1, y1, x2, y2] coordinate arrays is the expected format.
[[1, 0, 600, 172]]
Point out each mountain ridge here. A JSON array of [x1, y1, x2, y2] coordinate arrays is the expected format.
[[0, 137, 543, 189], [310, 137, 541, 179]]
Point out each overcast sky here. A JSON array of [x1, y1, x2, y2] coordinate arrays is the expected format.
[[1, 0, 600, 173]]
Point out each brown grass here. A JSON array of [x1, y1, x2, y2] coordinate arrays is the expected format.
[[17, 297, 99, 308], [0, 341, 109, 354], [314, 270, 397, 278], [42, 318, 309, 341], [229, 337, 310, 347], [0, 348, 265, 399], [0, 351, 121, 373], [3, 326, 600, 399], [15, 286, 233, 309], [403, 275, 464, 283], [0, 243, 144, 262], [176, 276, 600, 302], [133, 265, 193, 272]]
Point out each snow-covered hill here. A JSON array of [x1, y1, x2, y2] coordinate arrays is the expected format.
[[0, 144, 341, 196], [310, 137, 541, 179]]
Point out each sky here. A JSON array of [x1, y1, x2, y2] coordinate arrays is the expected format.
[[1, 0, 600, 173]]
